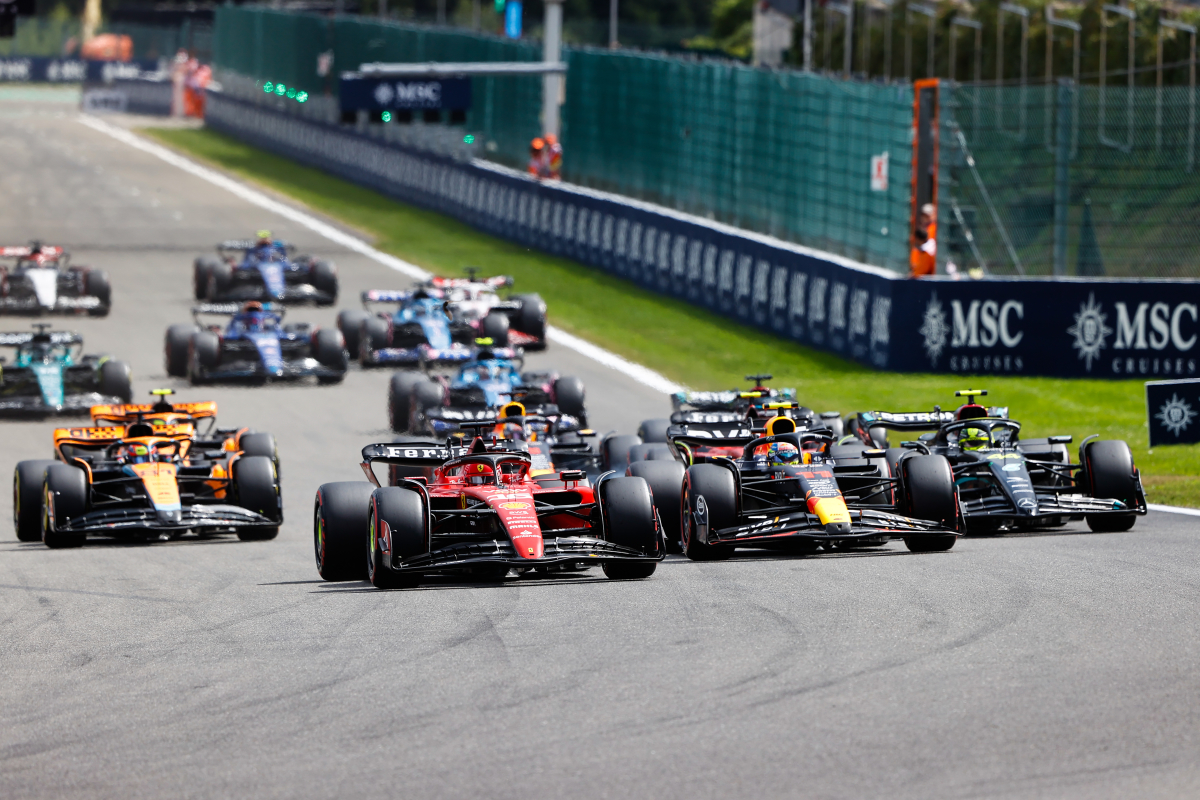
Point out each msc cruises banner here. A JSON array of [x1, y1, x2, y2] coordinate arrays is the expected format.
[[205, 91, 1200, 380], [0, 57, 160, 83]]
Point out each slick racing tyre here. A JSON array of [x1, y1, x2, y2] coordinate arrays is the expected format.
[[206, 260, 233, 301], [337, 310, 369, 355], [360, 316, 390, 364], [310, 260, 338, 305], [388, 372, 425, 433], [408, 379, 445, 435], [552, 376, 586, 420], [627, 460, 685, 554], [42, 464, 88, 549], [234, 456, 281, 540], [238, 432, 279, 476], [100, 359, 133, 403], [188, 331, 221, 384], [602, 434, 642, 474], [165, 324, 197, 377], [313, 328, 348, 383], [637, 419, 671, 444], [681, 464, 736, 561], [367, 487, 427, 589], [1083, 440, 1140, 532], [14, 460, 56, 542], [84, 269, 111, 316], [481, 312, 510, 346], [194, 256, 221, 300], [899, 455, 958, 553], [600, 477, 659, 580], [628, 443, 673, 463], [512, 293, 547, 346], [314, 482, 374, 581]]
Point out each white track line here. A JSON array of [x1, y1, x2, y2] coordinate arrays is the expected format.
[[78, 114, 685, 395], [1147, 503, 1200, 517]]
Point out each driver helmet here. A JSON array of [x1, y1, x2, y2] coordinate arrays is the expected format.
[[240, 301, 266, 331], [121, 442, 155, 464], [493, 421, 525, 441], [465, 462, 494, 485], [753, 441, 800, 466], [255, 229, 272, 247], [960, 426, 991, 451]]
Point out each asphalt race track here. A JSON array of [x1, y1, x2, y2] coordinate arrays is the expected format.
[[3, 93, 1200, 800]]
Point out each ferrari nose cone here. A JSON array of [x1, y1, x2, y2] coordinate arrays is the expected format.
[[156, 508, 182, 525], [825, 521, 853, 536]]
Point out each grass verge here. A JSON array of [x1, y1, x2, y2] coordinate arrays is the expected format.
[[142, 126, 1200, 507]]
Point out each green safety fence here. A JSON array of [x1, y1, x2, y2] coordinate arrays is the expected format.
[[946, 81, 1200, 278], [0, 17, 78, 57]]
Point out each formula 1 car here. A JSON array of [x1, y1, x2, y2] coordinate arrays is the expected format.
[[193, 234, 337, 306], [388, 344, 586, 435], [337, 288, 481, 368], [424, 270, 547, 350], [0, 243, 111, 316], [164, 302, 347, 384], [846, 390, 1148, 533], [664, 414, 962, 560], [13, 419, 281, 547], [0, 324, 131, 414], [313, 435, 664, 588]]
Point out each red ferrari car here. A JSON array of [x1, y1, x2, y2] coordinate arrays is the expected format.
[[314, 436, 664, 589]]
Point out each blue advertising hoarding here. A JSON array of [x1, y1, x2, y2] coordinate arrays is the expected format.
[[339, 76, 471, 113]]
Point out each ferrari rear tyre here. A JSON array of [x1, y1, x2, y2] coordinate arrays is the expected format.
[[637, 418, 671, 444], [194, 256, 220, 300], [165, 324, 195, 377], [14, 460, 56, 541], [388, 372, 424, 433], [481, 312, 510, 346], [681, 464, 736, 561], [553, 376, 586, 420], [42, 464, 88, 549], [310, 260, 338, 305], [360, 316, 390, 363], [84, 269, 111, 316], [1083, 440, 1140, 532], [368, 487, 426, 589], [100, 359, 133, 403], [601, 477, 659, 579], [602, 434, 641, 473], [314, 482, 374, 581], [314, 328, 347, 382], [337, 309, 369, 355], [627, 460, 685, 553], [235, 456, 281, 539]]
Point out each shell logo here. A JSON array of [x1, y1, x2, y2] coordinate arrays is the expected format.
[[500, 501, 531, 510]]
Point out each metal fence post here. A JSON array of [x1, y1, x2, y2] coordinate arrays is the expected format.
[[1053, 79, 1073, 277]]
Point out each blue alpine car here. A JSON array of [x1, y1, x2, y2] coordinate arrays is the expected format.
[[337, 288, 484, 367]]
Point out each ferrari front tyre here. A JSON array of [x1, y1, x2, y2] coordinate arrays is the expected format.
[[337, 309, 369, 355], [367, 487, 426, 589], [481, 312, 510, 346], [314, 482, 374, 581], [600, 476, 659, 580], [681, 464, 735, 561], [602, 434, 642, 474], [388, 371, 425, 433], [14, 460, 56, 542], [194, 256, 220, 300], [637, 418, 671, 444], [234, 456, 281, 540], [310, 260, 338, 305], [360, 316, 390, 364], [899, 454, 958, 553], [206, 260, 233, 301], [1083, 440, 1140, 532], [553, 376, 586, 420], [84, 269, 111, 316], [188, 331, 220, 383], [100, 359, 133, 403], [314, 328, 348, 382], [165, 324, 196, 377], [627, 460, 685, 554], [42, 464, 88, 549]]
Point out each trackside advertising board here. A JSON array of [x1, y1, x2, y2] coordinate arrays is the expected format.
[[205, 92, 1200, 380], [0, 57, 160, 83], [1146, 378, 1200, 447]]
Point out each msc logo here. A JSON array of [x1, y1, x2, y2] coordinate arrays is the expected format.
[[920, 294, 1024, 370], [1067, 294, 1200, 374]]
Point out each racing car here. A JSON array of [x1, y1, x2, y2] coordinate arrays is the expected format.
[[0, 324, 131, 414], [0, 243, 111, 316], [164, 301, 347, 384], [337, 288, 482, 368], [13, 419, 281, 547], [665, 414, 962, 560], [387, 344, 586, 435], [313, 435, 664, 589], [192, 231, 337, 305], [846, 390, 1147, 533]]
